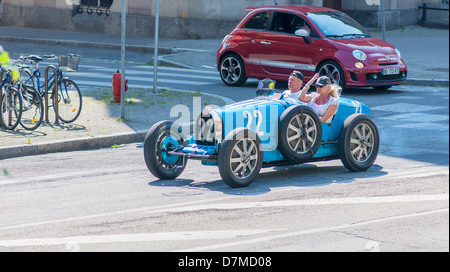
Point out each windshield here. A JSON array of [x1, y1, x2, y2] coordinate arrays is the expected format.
[[307, 11, 371, 38]]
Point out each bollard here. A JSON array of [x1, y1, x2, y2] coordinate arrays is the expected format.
[[44, 65, 59, 124], [112, 70, 128, 103]]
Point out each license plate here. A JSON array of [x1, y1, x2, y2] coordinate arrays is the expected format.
[[382, 68, 400, 75]]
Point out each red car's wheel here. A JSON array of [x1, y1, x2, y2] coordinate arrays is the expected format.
[[219, 53, 247, 87], [317, 60, 345, 89]]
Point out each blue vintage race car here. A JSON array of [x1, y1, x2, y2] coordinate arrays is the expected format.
[[144, 79, 379, 188]]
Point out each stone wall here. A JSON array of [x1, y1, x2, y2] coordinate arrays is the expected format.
[[0, 0, 446, 38], [342, 0, 447, 30]]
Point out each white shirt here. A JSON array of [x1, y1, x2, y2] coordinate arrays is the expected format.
[[281, 90, 300, 100], [307, 93, 339, 123]]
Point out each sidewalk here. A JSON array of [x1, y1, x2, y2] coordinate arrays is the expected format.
[[0, 25, 449, 159]]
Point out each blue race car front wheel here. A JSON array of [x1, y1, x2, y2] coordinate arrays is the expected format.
[[144, 120, 187, 180], [218, 128, 263, 188], [338, 114, 379, 172]]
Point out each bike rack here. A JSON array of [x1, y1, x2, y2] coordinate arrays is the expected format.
[[44, 65, 59, 124], [76, 0, 113, 16]]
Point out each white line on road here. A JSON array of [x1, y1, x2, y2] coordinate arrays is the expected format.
[[0, 165, 447, 232], [0, 229, 281, 248], [0, 167, 145, 186], [181, 208, 449, 252], [143, 194, 449, 214], [72, 70, 219, 80], [74, 77, 212, 87]]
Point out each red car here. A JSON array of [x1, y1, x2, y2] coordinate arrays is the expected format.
[[217, 5, 407, 90]]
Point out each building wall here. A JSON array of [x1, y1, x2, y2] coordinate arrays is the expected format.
[[342, 0, 447, 30], [0, 0, 446, 38]]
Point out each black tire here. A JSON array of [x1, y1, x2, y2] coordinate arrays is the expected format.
[[56, 79, 82, 123], [218, 128, 263, 188], [144, 120, 187, 180], [219, 53, 247, 86], [19, 85, 44, 131], [278, 105, 322, 160], [317, 60, 345, 89], [0, 86, 23, 130], [338, 114, 379, 172]]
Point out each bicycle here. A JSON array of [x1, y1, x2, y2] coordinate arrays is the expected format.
[[19, 54, 83, 124], [17, 81, 44, 131], [2, 60, 45, 131], [0, 69, 23, 130]]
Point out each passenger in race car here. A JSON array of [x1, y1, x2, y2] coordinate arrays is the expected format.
[[299, 75, 341, 123], [272, 70, 318, 101]]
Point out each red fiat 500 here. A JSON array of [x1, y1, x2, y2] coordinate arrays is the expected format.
[[217, 5, 407, 90]]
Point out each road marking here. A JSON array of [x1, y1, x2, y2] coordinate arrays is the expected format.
[[143, 194, 449, 214], [74, 77, 212, 87], [0, 196, 232, 231], [72, 70, 219, 81], [0, 229, 280, 248], [381, 112, 449, 122], [393, 123, 449, 131], [388, 167, 449, 179], [0, 167, 145, 186], [372, 103, 445, 113], [181, 208, 449, 252], [0, 164, 447, 231], [135, 65, 219, 75]]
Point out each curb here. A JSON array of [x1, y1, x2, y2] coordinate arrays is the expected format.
[[0, 130, 147, 160], [0, 36, 205, 54]]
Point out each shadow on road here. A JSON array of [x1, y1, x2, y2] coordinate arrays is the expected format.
[[147, 162, 387, 196]]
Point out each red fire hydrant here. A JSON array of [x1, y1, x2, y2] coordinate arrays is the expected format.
[[112, 70, 128, 103]]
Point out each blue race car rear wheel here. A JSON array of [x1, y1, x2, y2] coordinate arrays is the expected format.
[[278, 105, 322, 160]]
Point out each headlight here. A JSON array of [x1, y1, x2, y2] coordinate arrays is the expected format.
[[352, 50, 367, 61], [395, 48, 402, 58]]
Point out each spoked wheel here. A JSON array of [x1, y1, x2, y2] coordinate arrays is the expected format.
[[144, 120, 187, 180], [219, 53, 247, 86], [338, 114, 379, 171], [56, 79, 82, 123], [218, 128, 263, 188], [317, 60, 345, 88], [0, 86, 23, 130], [19, 85, 44, 131], [278, 105, 322, 160]]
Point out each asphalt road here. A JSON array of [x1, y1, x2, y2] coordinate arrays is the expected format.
[[0, 143, 448, 252], [0, 41, 448, 253]]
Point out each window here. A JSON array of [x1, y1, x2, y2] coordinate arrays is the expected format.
[[270, 12, 319, 38], [245, 12, 270, 30], [307, 11, 371, 38]]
